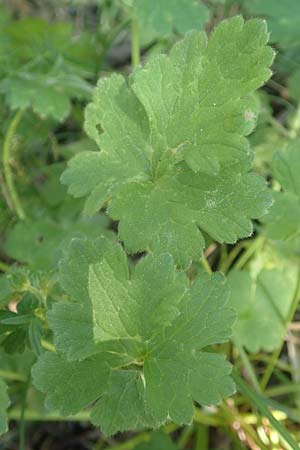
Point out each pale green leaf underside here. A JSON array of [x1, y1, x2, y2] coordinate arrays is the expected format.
[[133, 0, 210, 36], [32, 237, 235, 436], [62, 17, 274, 268], [0, 379, 10, 435], [227, 269, 296, 352]]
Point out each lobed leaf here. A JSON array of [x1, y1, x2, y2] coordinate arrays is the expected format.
[[32, 237, 235, 436], [62, 17, 274, 268]]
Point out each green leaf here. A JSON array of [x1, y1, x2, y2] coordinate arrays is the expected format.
[[62, 17, 274, 268], [0, 73, 92, 121], [0, 18, 95, 121], [4, 215, 115, 271], [28, 319, 44, 357], [32, 237, 235, 436], [243, 0, 300, 48], [0, 379, 10, 435], [0, 276, 13, 307], [133, 0, 210, 37], [262, 140, 300, 253], [227, 268, 297, 352]]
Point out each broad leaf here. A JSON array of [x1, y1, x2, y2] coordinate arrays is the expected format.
[[227, 268, 296, 352], [262, 140, 300, 253], [32, 237, 235, 436], [62, 17, 274, 268], [243, 0, 300, 48], [133, 0, 209, 37]]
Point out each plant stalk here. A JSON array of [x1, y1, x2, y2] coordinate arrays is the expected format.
[[2, 110, 26, 220], [260, 264, 300, 390], [131, 18, 140, 69]]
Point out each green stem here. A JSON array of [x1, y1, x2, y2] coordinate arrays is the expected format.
[[220, 403, 267, 450], [265, 114, 293, 139], [201, 254, 212, 274], [2, 110, 26, 220], [265, 383, 300, 398], [9, 409, 91, 422], [195, 424, 209, 450], [194, 408, 224, 426], [234, 340, 261, 393], [178, 426, 194, 449], [219, 241, 247, 273], [260, 264, 300, 390], [131, 18, 140, 69], [233, 371, 299, 450], [249, 354, 293, 373], [260, 347, 283, 391], [0, 369, 26, 382], [233, 236, 265, 271]]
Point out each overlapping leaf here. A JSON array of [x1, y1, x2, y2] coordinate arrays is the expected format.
[[32, 237, 235, 435], [133, 0, 209, 37], [262, 140, 300, 253], [0, 379, 10, 435], [0, 73, 92, 121], [62, 17, 274, 268], [0, 18, 96, 120], [243, 0, 300, 48], [227, 268, 297, 352], [4, 215, 114, 271]]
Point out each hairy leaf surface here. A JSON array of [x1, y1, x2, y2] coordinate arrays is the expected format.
[[62, 17, 274, 267], [32, 238, 235, 435]]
